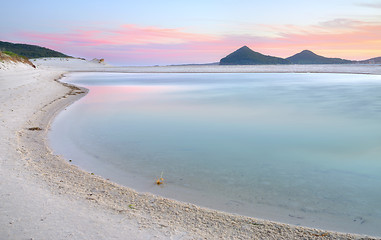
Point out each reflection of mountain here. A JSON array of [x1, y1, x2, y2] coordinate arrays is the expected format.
[[220, 46, 289, 65]]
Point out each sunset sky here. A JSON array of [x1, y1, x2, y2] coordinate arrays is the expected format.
[[1, 0, 381, 65]]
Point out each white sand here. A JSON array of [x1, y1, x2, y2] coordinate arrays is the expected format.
[[1, 58, 380, 239]]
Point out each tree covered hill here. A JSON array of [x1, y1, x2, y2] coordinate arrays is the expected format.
[[0, 41, 70, 59]]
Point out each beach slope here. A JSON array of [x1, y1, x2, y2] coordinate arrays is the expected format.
[[1, 58, 380, 239]]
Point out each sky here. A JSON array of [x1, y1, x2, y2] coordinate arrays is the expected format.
[[1, 0, 381, 65]]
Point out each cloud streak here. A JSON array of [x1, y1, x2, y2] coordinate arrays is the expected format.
[[20, 24, 217, 47], [13, 20, 381, 65], [357, 2, 381, 8]]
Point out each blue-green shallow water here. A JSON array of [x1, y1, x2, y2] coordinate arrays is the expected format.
[[50, 72, 381, 236]]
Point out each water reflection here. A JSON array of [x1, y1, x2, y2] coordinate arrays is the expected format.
[[50, 72, 381, 236]]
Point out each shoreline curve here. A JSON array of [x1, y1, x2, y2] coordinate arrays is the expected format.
[[5, 61, 381, 239]]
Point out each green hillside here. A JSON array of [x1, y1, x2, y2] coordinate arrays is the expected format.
[[0, 41, 70, 59]]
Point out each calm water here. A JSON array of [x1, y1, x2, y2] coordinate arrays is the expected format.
[[50, 72, 381, 236]]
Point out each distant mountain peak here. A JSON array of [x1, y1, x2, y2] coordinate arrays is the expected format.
[[220, 46, 289, 65], [228, 46, 255, 55], [238, 45, 250, 50], [358, 56, 381, 64], [300, 50, 315, 54], [287, 50, 352, 64]]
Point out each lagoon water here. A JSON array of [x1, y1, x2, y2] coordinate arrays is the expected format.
[[50, 72, 381, 236]]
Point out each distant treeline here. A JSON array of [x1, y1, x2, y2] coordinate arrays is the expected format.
[[0, 41, 70, 59]]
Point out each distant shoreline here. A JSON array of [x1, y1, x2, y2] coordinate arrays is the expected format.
[[2, 58, 381, 239]]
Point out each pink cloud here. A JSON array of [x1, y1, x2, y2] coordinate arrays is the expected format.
[[13, 20, 381, 65], [19, 24, 217, 47], [110, 24, 217, 45], [15, 24, 230, 64]]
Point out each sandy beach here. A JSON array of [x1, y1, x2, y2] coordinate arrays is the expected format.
[[1, 58, 381, 239]]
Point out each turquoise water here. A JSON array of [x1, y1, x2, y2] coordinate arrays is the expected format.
[[50, 72, 381, 236]]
